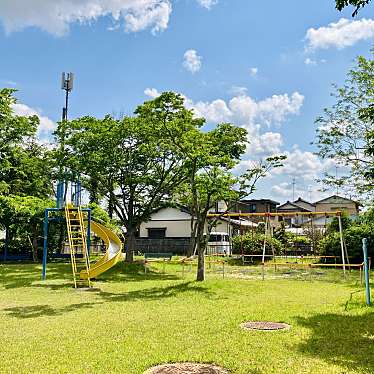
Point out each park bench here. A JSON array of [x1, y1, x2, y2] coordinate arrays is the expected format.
[[143, 252, 173, 273]]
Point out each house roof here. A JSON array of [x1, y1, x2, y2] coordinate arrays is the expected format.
[[314, 195, 361, 206], [239, 199, 280, 205], [293, 197, 316, 207], [220, 217, 258, 227], [277, 201, 313, 212]]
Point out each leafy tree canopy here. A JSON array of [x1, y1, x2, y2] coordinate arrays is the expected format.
[[314, 52, 374, 200], [0, 88, 53, 198], [57, 92, 203, 261], [335, 0, 371, 16]]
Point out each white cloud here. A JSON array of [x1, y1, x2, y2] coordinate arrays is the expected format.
[[183, 49, 202, 74], [230, 86, 248, 96], [188, 98, 232, 123], [144, 87, 161, 98], [196, 0, 217, 9], [186, 91, 304, 129], [305, 18, 374, 51], [0, 0, 172, 36], [272, 146, 336, 181], [304, 57, 317, 66], [184, 90, 303, 161], [12, 103, 56, 141], [225, 92, 304, 127], [271, 181, 331, 203], [246, 130, 284, 156], [249, 67, 258, 77]]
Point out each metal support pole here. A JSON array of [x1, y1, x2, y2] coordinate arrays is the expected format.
[[87, 209, 91, 256], [42, 209, 49, 280], [362, 238, 371, 306], [338, 215, 346, 276], [262, 215, 269, 263]]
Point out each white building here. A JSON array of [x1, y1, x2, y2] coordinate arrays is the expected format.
[[139, 206, 235, 239]]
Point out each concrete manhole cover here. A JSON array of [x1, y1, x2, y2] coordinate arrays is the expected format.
[[144, 363, 229, 373], [240, 321, 291, 331]]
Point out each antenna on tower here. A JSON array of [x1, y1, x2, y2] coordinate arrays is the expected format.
[[61, 72, 74, 121], [308, 185, 312, 202], [292, 177, 296, 201]]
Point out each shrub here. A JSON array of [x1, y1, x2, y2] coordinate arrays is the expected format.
[[318, 223, 374, 262], [232, 232, 284, 256]]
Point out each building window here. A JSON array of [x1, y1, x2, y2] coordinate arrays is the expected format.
[[147, 228, 166, 239], [250, 204, 257, 213]]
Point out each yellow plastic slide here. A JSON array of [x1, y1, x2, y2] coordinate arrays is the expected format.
[[80, 221, 123, 280]]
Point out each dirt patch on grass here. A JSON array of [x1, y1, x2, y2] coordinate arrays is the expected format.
[[144, 363, 229, 373]]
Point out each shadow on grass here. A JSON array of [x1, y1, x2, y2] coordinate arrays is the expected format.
[[296, 310, 374, 373], [2, 279, 212, 319], [98, 280, 211, 303], [99, 262, 180, 283], [0, 262, 73, 289], [2, 264, 212, 319], [0, 262, 180, 290], [3, 302, 102, 318]]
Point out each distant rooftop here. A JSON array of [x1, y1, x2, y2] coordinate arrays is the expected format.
[[240, 199, 280, 205]]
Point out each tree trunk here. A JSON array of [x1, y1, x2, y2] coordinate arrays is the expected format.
[[196, 219, 206, 281], [32, 222, 39, 262], [108, 195, 114, 219], [188, 217, 198, 257], [125, 227, 136, 262], [89, 177, 99, 204]]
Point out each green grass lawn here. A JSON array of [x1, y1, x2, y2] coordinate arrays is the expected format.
[[0, 261, 373, 374]]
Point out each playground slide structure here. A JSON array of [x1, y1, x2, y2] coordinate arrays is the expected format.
[[80, 221, 123, 280]]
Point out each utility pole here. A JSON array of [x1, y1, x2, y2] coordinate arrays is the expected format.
[[308, 185, 312, 202], [292, 177, 296, 201], [57, 72, 74, 208]]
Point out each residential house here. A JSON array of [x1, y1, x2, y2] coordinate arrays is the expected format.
[[277, 195, 360, 228], [314, 195, 360, 216], [137, 205, 238, 255], [233, 199, 279, 214], [277, 198, 314, 227]]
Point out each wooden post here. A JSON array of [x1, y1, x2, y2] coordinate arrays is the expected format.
[[309, 264, 312, 282], [338, 215, 346, 276]]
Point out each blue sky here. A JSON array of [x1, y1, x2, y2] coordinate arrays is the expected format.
[[1, 0, 374, 203]]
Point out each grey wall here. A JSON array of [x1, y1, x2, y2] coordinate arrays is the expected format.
[[135, 238, 191, 255]]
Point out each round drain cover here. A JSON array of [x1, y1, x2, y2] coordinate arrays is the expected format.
[[144, 363, 229, 374], [240, 321, 290, 331]]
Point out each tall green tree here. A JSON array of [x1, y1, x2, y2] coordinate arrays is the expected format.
[[0, 88, 54, 260], [57, 92, 201, 262], [0, 195, 52, 261], [177, 155, 285, 281], [314, 52, 374, 199]]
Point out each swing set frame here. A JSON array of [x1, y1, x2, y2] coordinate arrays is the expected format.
[[207, 211, 350, 275]]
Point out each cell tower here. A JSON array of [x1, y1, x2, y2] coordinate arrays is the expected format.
[[61, 72, 74, 121]]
